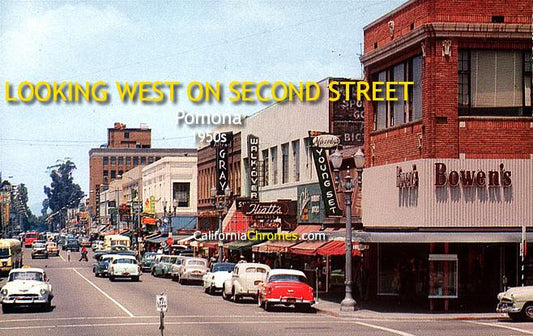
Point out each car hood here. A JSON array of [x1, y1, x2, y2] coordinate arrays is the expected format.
[[499, 286, 533, 301], [3, 280, 47, 293]]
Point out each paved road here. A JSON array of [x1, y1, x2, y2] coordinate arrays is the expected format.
[[2, 248, 533, 335]]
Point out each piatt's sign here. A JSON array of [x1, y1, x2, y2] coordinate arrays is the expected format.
[[247, 134, 259, 200], [397, 165, 419, 189], [312, 134, 341, 148], [243, 202, 289, 218], [308, 131, 341, 217], [434, 163, 512, 187], [215, 132, 233, 195]]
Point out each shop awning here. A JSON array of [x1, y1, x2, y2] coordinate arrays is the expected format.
[[289, 240, 329, 256], [203, 241, 220, 249], [223, 203, 254, 234], [252, 239, 300, 253], [227, 240, 264, 252], [317, 240, 361, 257], [144, 235, 167, 244], [294, 225, 322, 235]]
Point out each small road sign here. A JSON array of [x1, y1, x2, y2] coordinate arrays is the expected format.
[[156, 294, 168, 312]]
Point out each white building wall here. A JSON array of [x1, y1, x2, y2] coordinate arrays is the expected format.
[[142, 156, 198, 216], [240, 80, 329, 202], [362, 158, 532, 229]]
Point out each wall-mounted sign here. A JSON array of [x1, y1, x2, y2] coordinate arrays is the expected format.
[[247, 134, 259, 200], [243, 202, 288, 218], [142, 216, 156, 225], [312, 134, 340, 148], [434, 163, 512, 187], [95, 185, 100, 222], [235, 197, 254, 211], [309, 131, 341, 217], [330, 78, 365, 146], [397, 165, 419, 189], [216, 132, 233, 195], [297, 184, 325, 224]]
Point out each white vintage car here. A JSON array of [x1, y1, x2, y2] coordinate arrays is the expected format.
[[108, 255, 141, 281], [203, 262, 235, 294], [497, 286, 533, 321], [175, 257, 208, 285], [222, 262, 270, 302], [0, 267, 53, 313]]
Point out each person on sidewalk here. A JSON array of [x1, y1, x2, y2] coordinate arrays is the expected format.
[[79, 246, 89, 262], [67, 249, 71, 262]]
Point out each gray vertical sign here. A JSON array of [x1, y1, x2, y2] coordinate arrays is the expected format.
[[247, 134, 259, 200], [215, 132, 233, 195]]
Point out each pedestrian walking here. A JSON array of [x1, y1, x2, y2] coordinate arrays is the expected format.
[[79, 246, 88, 262], [67, 249, 71, 262]]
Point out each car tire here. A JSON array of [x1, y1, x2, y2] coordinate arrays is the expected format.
[[296, 303, 312, 312], [232, 288, 240, 303], [264, 301, 271, 312], [209, 286, 215, 295], [132, 276, 140, 282], [509, 312, 524, 321], [109, 276, 115, 282], [2, 304, 13, 314], [222, 286, 230, 301], [522, 303, 533, 321], [204, 286, 210, 294]]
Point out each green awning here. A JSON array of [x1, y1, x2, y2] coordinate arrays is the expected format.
[[227, 239, 264, 252]]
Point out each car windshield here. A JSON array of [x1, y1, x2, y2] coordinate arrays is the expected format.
[[246, 267, 267, 273], [213, 264, 235, 272], [188, 260, 206, 266], [113, 258, 136, 264], [102, 257, 113, 263], [9, 271, 44, 282], [0, 248, 10, 257], [268, 274, 307, 283]]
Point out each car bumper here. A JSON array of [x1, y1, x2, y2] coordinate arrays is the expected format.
[[182, 273, 205, 281], [2, 297, 49, 305], [497, 302, 522, 313]]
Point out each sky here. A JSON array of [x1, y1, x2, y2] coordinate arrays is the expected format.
[[0, 0, 405, 214]]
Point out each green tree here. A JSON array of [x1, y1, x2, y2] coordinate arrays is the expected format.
[[43, 160, 85, 230]]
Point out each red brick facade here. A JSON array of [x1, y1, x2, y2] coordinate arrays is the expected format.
[[361, 0, 532, 167]]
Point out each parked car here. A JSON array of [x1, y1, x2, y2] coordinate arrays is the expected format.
[[203, 262, 235, 294], [170, 256, 189, 280], [152, 255, 180, 277], [91, 240, 104, 251], [45, 242, 60, 257], [65, 239, 79, 252], [0, 239, 23, 272], [174, 258, 208, 285], [140, 252, 159, 272], [31, 242, 48, 259], [108, 255, 141, 282], [222, 262, 270, 302], [93, 254, 115, 277], [258, 269, 315, 311], [0, 267, 53, 313], [497, 286, 533, 321]]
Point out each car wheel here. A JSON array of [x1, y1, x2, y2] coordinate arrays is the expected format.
[[132, 276, 139, 282], [222, 286, 230, 301], [264, 301, 271, 312], [523, 303, 533, 320], [232, 288, 240, 303], [296, 303, 312, 312], [204, 286, 210, 294], [209, 286, 216, 295], [2, 304, 13, 314], [43, 299, 52, 312], [109, 276, 115, 282]]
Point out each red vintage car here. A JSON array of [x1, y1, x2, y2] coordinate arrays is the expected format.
[[258, 269, 315, 311]]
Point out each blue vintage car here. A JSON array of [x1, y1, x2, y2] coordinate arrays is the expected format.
[[152, 255, 180, 277], [93, 254, 115, 277], [140, 252, 160, 272]]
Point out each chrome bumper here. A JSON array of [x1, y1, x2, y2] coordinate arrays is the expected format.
[[497, 302, 521, 313], [265, 298, 314, 305]]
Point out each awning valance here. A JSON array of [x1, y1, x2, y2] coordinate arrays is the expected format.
[[289, 240, 328, 256], [227, 240, 264, 252], [316, 240, 361, 257]]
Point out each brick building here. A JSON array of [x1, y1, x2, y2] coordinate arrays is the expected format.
[[359, 0, 532, 310], [88, 123, 196, 224]]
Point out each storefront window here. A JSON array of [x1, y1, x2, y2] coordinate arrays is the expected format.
[[428, 254, 458, 299]]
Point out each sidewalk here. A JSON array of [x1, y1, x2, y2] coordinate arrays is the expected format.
[[313, 295, 504, 320]]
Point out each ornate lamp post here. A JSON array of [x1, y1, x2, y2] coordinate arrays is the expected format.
[[210, 186, 232, 262], [330, 148, 365, 312]]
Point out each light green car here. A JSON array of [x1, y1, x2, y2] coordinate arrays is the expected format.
[[497, 286, 533, 321]]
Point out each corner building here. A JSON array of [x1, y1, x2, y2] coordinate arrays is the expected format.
[[360, 0, 532, 310]]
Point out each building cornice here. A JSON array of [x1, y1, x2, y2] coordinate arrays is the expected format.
[[361, 23, 531, 68]]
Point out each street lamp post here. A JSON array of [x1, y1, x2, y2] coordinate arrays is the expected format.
[[330, 148, 365, 312], [211, 186, 232, 263]]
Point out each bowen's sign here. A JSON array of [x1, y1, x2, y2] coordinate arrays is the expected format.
[[434, 163, 512, 187], [397, 165, 419, 188]]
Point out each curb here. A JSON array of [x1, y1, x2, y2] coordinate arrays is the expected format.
[[314, 306, 505, 321]]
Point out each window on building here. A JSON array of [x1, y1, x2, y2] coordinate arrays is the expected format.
[[118, 170, 123, 177], [103, 171, 108, 180], [270, 147, 278, 185], [428, 254, 458, 299], [110, 170, 116, 179], [262, 149, 269, 187], [459, 50, 532, 116], [103, 156, 109, 165], [373, 55, 423, 131], [173, 182, 190, 207], [292, 140, 300, 182], [118, 156, 124, 165], [133, 157, 139, 166], [140, 157, 146, 165], [110, 156, 116, 165], [281, 143, 289, 184], [304, 137, 313, 180], [126, 157, 131, 165], [148, 157, 154, 164], [124, 132, 130, 139]]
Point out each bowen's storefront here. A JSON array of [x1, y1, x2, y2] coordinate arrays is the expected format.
[[362, 159, 532, 311]]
